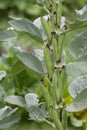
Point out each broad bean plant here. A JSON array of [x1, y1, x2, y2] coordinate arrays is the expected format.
[[0, 0, 87, 130]]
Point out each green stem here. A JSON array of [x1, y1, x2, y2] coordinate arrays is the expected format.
[[51, 109, 64, 130], [62, 108, 67, 130], [64, 23, 87, 34], [45, 119, 55, 129], [52, 69, 59, 102]]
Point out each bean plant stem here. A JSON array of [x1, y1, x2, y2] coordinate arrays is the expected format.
[[43, 0, 65, 130]]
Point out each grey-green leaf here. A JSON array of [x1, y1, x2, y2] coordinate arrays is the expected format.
[[66, 61, 87, 83], [0, 70, 6, 81], [70, 30, 87, 59], [68, 76, 87, 98], [11, 60, 25, 77], [37, 0, 44, 4], [25, 93, 39, 108], [66, 88, 87, 112], [8, 18, 42, 38], [18, 52, 46, 74], [75, 5, 87, 21], [0, 113, 20, 129], [29, 105, 47, 121], [0, 85, 5, 100], [5, 96, 26, 108], [0, 28, 17, 41], [0, 106, 11, 120], [0, 106, 20, 128], [33, 16, 48, 40]]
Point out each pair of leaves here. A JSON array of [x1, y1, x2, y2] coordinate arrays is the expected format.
[[5, 93, 47, 121], [66, 6, 87, 112], [0, 106, 20, 129]]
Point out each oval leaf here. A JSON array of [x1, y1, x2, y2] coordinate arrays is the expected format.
[[33, 16, 48, 40], [0, 106, 11, 120], [29, 105, 47, 121], [0, 28, 17, 41], [25, 93, 39, 107], [70, 30, 87, 58], [11, 60, 25, 77], [5, 96, 26, 108], [8, 18, 42, 38], [0, 70, 6, 81], [0, 113, 20, 129], [17, 52, 46, 74], [66, 61, 87, 83], [68, 76, 87, 98], [66, 88, 87, 112]]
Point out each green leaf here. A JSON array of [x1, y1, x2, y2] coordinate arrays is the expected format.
[[66, 88, 87, 112], [11, 60, 25, 77], [75, 5, 87, 21], [0, 106, 21, 128], [37, 0, 44, 4], [8, 18, 42, 39], [17, 52, 46, 74], [0, 106, 12, 120], [67, 20, 87, 31], [25, 93, 47, 121], [5, 96, 26, 108], [0, 28, 17, 41], [66, 61, 87, 83], [68, 76, 87, 98], [70, 30, 87, 58], [70, 114, 83, 127], [33, 16, 48, 40], [0, 70, 6, 81], [0, 85, 5, 100], [0, 113, 20, 129], [29, 105, 47, 121], [25, 93, 39, 108]]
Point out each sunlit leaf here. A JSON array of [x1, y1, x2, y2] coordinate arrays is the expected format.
[[70, 30, 87, 58], [68, 76, 87, 98], [66, 89, 87, 112], [0, 28, 17, 41]]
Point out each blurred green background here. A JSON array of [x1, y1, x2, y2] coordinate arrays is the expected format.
[[0, 0, 87, 130], [0, 0, 87, 22]]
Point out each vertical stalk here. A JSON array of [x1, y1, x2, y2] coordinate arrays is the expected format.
[[51, 109, 64, 130], [42, 0, 65, 130], [62, 107, 67, 130]]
